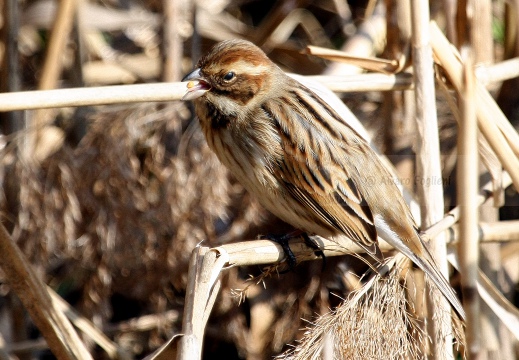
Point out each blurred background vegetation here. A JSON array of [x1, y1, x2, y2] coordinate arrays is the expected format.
[[0, 0, 518, 359]]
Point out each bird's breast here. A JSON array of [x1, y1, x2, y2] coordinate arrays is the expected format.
[[201, 123, 329, 235], [202, 119, 280, 191]]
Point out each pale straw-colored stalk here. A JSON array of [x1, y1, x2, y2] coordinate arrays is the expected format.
[[457, 47, 481, 358]]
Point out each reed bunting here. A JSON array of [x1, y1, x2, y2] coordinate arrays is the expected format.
[[182, 39, 465, 319]]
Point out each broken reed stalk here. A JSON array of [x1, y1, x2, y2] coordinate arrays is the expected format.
[[48, 287, 132, 360], [0, 223, 92, 360], [177, 246, 207, 360], [410, 2, 453, 358], [176, 247, 227, 360], [457, 48, 481, 357]]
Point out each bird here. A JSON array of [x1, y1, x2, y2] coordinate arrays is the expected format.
[[181, 39, 465, 320]]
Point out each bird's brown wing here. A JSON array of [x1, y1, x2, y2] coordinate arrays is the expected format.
[[283, 180, 382, 261], [264, 86, 465, 317], [278, 140, 383, 261], [265, 96, 382, 260]]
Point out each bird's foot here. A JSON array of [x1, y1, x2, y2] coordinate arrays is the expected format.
[[260, 233, 297, 270], [259, 231, 326, 270], [301, 233, 326, 269]]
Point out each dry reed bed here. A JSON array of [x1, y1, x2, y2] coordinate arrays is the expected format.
[[1, 1, 519, 359], [1, 42, 519, 359]]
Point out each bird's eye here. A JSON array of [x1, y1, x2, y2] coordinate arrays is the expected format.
[[223, 71, 235, 82]]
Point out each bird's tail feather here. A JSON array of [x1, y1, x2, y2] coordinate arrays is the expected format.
[[374, 217, 465, 320], [410, 246, 465, 320]]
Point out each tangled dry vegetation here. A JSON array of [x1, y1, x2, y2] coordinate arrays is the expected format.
[[278, 264, 429, 360], [1, 102, 279, 356], [0, 0, 519, 359], [6, 105, 239, 307]]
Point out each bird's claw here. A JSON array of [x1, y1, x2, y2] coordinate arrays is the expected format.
[[260, 232, 326, 271], [301, 233, 326, 270], [260, 233, 297, 270]]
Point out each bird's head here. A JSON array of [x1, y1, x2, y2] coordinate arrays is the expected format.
[[182, 40, 281, 113]]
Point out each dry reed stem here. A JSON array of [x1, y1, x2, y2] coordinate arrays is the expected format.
[[478, 221, 519, 242], [176, 246, 228, 360], [143, 334, 182, 360], [174, 247, 206, 360], [323, 1, 386, 76], [0, 223, 92, 360], [448, 255, 519, 341], [306, 73, 413, 92], [104, 310, 180, 334], [31, 0, 78, 158], [213, 218, 519, 271], [48, 287, 132, 359], [446, 221, 519, 244], [476, 57, 519, 85], [162, 0, 184, 82], [216, 237, 392, 268], [176, 246, 207, 360], [430, 21, 519, 192], [477, 270, 519, 340], [0, 56, 518, 112], [1, 0, 23, 134], [0, 83, 188, 111], [470, 0, 494, 64], [251, 0, 302, 47], [8, 309, 180, 356], [411, 2, 453, 358], [423, 172, 511, 243], [443, 0, 458, 43], [36, 0, 77, 93], [435, 74, 505, 207], [0, 74, 414, 112], [305, 45, 401, 73], [457, 48, 481, 357]]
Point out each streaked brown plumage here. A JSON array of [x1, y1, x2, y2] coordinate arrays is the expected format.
[[182, 39, 465, 319]]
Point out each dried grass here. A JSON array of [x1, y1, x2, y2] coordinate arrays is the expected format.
[[279, 264, 431, 360]]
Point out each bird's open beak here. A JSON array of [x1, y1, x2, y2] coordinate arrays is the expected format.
[[181, 68, 211, 101]]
